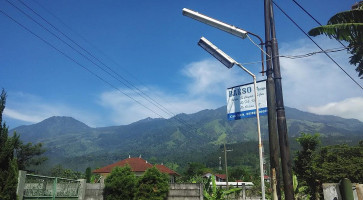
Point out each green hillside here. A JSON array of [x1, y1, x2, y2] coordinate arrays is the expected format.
[[10, 106, 363, 172]]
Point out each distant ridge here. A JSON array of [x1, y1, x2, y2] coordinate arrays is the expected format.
[[10, 106, 363, 171]]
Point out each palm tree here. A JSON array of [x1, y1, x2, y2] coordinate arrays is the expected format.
[[308, 3, 363, 78]]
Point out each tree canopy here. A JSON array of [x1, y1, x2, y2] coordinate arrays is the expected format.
[[103, 165, 137, 200], [0, 89, 18, 200]]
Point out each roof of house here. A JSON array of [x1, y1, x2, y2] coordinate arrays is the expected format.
[[93, 157, 179, 176], [215, 174, 227, 180]]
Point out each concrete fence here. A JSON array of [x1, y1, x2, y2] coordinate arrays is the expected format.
[[323, 183, 363, 200]]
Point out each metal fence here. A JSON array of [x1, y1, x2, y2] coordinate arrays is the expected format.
[[23, 174, 80, 200]]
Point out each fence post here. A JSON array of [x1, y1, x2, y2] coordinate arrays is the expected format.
[[17, 170, 27, 200], [77, 179, 86, 200], [53, 177, 58, 200], [339, 178, 354, 200], [242, 183, 246, 200]]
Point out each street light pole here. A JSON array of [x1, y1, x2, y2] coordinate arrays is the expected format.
[[197, 37, 266, 200]]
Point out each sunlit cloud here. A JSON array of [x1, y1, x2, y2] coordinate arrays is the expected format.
[[3, 92, 100, 127], [98, 87, 217, 125], [182, 59, 247, 96], [307, 97, 363, 122], [4, 38, 363, 128], [279, 38, 362, 121]]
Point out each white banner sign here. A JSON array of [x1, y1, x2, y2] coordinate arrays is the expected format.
[[226, 80, 267, 120]]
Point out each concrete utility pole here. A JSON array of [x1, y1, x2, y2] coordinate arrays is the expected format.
[[223, 143, 233, 189], [264, 0, 281, 199], [265, 0, 295, 199]]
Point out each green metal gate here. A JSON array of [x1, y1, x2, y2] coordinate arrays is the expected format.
[[23, 174, 80, 200]]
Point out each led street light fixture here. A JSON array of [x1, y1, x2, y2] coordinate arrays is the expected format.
[[182, 8, 248, 39], [198, 37, 236, 69]]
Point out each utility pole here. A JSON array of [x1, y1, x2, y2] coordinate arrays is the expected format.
[[223, 143, 233, 190], [264, 0, 281, 199], [266, 0, 295, 199]]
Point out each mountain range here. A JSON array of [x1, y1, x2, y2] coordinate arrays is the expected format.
[[10, 106, 363, 172]]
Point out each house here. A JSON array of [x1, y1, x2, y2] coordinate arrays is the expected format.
[[92, 157, 179, 183]]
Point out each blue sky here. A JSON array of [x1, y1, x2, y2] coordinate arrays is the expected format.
[[1, 0, 362, 128]]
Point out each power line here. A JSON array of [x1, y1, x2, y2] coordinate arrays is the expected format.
[[19, 0, 198, 132], [291, 0, 347, 48], [272, 0, 363, 91], [0, 8, 166, 120], [1, 2, 201, 137]]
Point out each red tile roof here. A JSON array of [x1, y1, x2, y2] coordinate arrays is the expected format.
[[215, 174, 227, 180], [93, 157, 179, 176], [155, 164, 179, 176]]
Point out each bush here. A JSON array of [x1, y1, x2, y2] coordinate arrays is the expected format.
[[103, 165, 137, 200], [135, 166, 169, 200]]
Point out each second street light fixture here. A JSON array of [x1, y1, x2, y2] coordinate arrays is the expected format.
[[198, 37, 266, 200], [182, 8, 248, 39]]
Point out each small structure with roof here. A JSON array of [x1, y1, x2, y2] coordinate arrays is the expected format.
[[93, 157, 179, 183]]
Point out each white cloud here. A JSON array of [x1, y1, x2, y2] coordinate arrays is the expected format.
[[3, 92, 100, 127], [307, 97, 363, 122], [98, 59, 252, 125], [279, 38, 363, 121], [182, 59, 247, 96], [4, 39, 363, 128], [98, 87, 217, 125]]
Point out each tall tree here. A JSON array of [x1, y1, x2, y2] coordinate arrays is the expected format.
[[308, 4, 363, 78], [0, 89, 18, 200], [293, 133, 321, 200]]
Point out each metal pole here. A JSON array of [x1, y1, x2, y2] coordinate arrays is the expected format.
[[268, 0, 295, 199], [224, 143, 229, 190], [252, 76, 265, 200], [236, 63, 265, 200], [264, 0, 281, 199]]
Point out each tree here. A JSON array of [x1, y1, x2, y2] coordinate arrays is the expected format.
[[85, 167, 92, 183], [293, 133, 321, 200], [135, 166, 169, 200], [50, 164, 83, 179], [103, 165, 137, 200], [0, 89, 18, 200], [204, 175, 242, 200], [308, 4, 363, 78], [315, 143, 363, 183], [15, 141, 47, 171]]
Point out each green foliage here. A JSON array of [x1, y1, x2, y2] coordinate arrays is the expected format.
[[308, 7, 363, 78], [204, 175, 242, 200], [103, 165, 137, 200], [135, 166, 170, 200], [0, 89, 18, 200], [294, 133, 363, 200], [315, 143, 363, 183], [293, 174, 310, 200], [50, 164, 83, 179], [229, 166, 253, 182], [135, 166, 169, 200], [293, 133, 322, 200], [183, 162, 211, 180], [15, 141, 47, 171]]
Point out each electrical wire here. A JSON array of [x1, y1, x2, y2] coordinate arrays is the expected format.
[[246, 34, 271, 58], [291, 0, 347, 48], [19, 0, 199, 132], [272, 0, 363, 91], [2, 1, 201, 138], [0, 8, 166, 120]]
